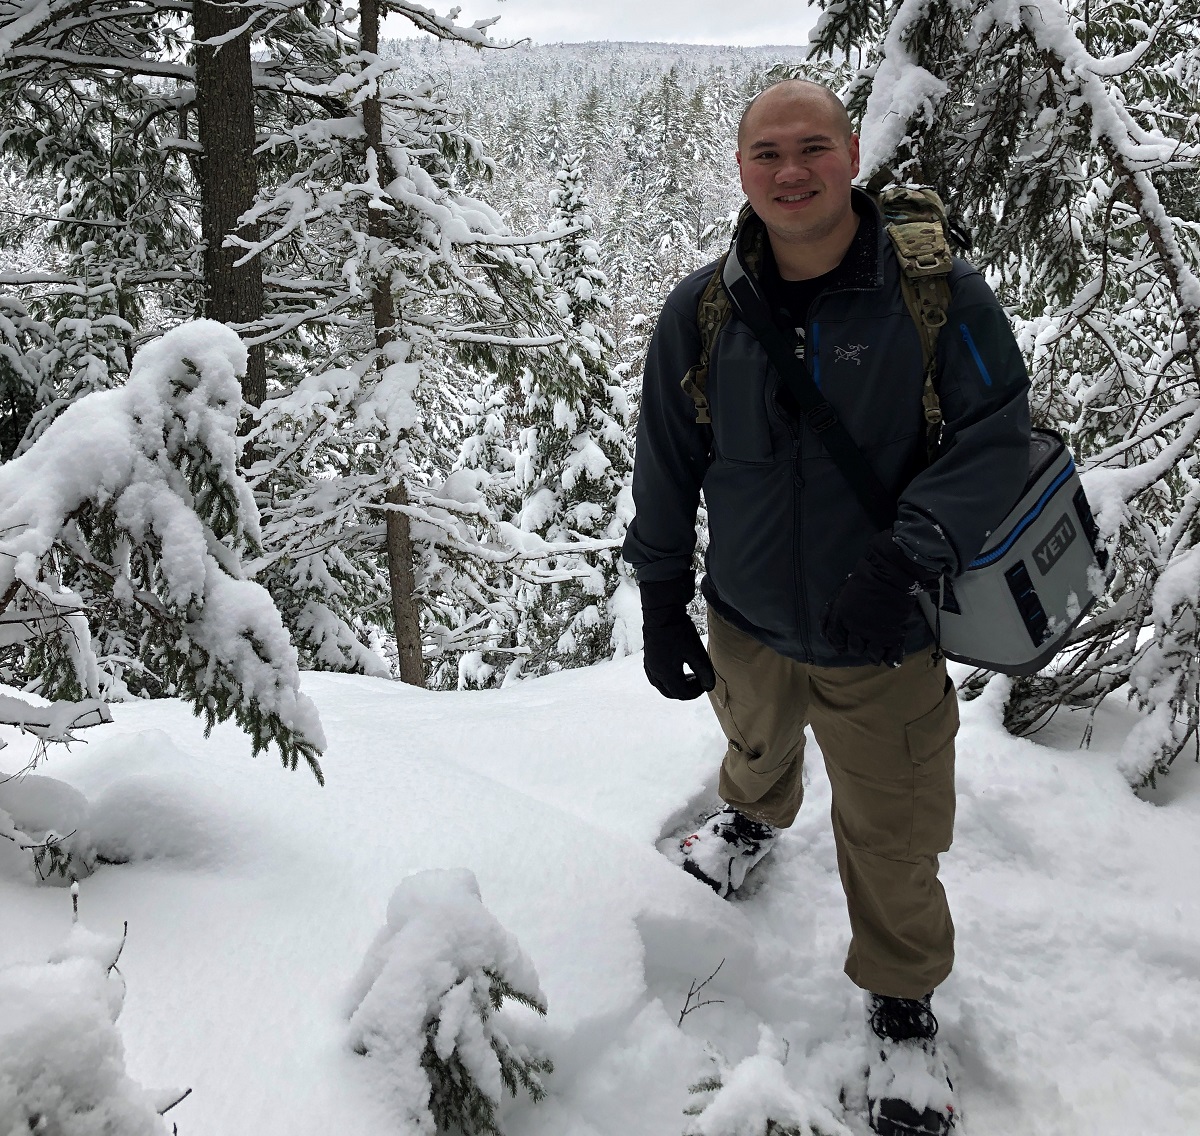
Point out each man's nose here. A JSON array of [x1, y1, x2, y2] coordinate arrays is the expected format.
[[775, 156, 812, 183]]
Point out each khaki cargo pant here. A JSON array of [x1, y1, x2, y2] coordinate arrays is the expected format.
[[707, 607, 958, 999]]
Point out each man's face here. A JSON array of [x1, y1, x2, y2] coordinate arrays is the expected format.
[[736, 90, 860, 248]]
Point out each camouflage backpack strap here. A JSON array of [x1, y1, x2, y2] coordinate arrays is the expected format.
[[877, 185, 953, 459], [680, 263, 727, 425], [681, 202, 760, 426]]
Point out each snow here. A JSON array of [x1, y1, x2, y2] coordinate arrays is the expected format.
[[685, 1027, 850, 1135], [0, 919, 171, 1135], [1, 655, 1199, 1135], [857, 0, 949, 182]]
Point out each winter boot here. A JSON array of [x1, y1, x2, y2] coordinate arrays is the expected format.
[[865, 992, 956, 1136], [680, 805, 777, 897]]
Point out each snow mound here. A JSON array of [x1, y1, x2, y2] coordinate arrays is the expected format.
[[0, 913, 174, 1136], [84, 772, 245, 868], [0, 773, 89, 840]]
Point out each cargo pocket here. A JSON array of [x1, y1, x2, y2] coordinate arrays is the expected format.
[[710, 672, 791, 803], [710, 673, 756, 756], [904, 680, 959, 857]]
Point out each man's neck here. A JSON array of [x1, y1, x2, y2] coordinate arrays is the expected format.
[[769, 211, 861, 282]]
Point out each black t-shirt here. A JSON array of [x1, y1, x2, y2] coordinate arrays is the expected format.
[[759, 198, 879, 347], [756, 199, 878, 419]]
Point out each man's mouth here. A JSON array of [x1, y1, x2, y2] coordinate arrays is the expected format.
[[777, 191, 817, 203]]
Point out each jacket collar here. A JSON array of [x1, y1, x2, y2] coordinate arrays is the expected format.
[[724, 187, 885, 303]]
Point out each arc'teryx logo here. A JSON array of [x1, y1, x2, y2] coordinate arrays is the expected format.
[[835, 343, 868, 365]]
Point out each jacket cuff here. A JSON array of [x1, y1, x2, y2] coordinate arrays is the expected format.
[[873, 531, 941, 586], [639, 574, 696, 612]]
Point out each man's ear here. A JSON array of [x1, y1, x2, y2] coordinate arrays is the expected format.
[[848, 133, 861, 179], [735, 150, 742, 170]]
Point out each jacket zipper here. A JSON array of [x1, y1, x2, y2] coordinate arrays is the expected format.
[[794, 318, 818, 663], [959, 323, 993, 387], [811, 321, 821, 390]]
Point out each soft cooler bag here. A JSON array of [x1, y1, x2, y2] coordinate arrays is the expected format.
[[917, 429, 1110, 676]]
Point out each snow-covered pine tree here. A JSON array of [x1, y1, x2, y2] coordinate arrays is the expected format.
[[504, 152, 635, 677], [0, 320, 325, 777], [238, 4, 600, 688], [682, 1028, 846, 1136], [347, 868, 552, 1136], [0, 60, 199, 451], [808, 0, 1200, 783]]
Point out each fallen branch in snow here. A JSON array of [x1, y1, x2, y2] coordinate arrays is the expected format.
[[679, 957, 726, 1026]]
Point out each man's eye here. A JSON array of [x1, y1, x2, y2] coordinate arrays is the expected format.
[[755, 151, 777, 160]]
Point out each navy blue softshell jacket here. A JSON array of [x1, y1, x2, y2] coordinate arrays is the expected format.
[[622, 190, 1032, 667]]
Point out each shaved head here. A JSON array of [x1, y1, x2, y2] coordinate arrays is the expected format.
[[737, 79, 854, 150]]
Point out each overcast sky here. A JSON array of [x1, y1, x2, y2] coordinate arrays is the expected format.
[[388, 0, 821, 47]]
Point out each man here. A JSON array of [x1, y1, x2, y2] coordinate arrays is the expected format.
[[622, 79, 1030, 1136]]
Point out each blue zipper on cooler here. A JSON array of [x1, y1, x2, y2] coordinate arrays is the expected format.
[[968, 463, 1075, 569]]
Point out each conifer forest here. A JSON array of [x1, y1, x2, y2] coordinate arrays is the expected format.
[[0, 1, 1197, 788]]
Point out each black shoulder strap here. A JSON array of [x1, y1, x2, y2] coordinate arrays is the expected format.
[[723, 270, 897, 532]]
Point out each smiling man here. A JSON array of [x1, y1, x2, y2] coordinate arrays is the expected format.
[[622, 80, 1031, 1135]]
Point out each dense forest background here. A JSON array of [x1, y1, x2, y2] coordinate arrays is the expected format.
[[0, 5, 1196, 786]]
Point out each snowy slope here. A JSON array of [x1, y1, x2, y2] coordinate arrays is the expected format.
[[2, 656, 1198, 1136]]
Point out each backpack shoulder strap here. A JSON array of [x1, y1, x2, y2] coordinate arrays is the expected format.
[[680, 258, 728, 425], [876, 186, 953, 459], [681, 203, 757, 426]]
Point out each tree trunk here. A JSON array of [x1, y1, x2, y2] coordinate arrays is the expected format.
[[194, 0, 267, 409], [362, 0, 425, 686], [385, 483, 425, 685]]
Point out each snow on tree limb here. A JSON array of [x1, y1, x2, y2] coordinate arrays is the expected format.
[[0, 693, 112, 746], [857, 0, 947, 183], [0, 319, 325, 776]]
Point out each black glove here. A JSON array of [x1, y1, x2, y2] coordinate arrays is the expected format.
[[640, 576, 716, 700], [822, 531, 939, 667]]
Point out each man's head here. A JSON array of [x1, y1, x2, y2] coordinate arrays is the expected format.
[[736, 79, 860, 263], [737, 79, 854, 149]]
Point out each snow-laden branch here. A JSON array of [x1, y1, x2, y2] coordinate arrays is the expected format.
[[0, 270, 197, 287], [858, 0, 947, 181], [0, 693, 111, 746], [2, 45, 191, 80], [0, 320, 325, 772]]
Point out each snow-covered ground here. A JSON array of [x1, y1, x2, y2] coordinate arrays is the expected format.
[[2, 654, 1198, 1135]]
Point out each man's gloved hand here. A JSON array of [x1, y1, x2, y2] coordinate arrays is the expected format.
[[822, 531, 939, 667], [640, 575, 716, 700]]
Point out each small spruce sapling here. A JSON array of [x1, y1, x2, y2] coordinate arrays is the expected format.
[[347, 868, 552, 1136], [682, 1027, 848, 1136], [0, 883, 190, 1133]]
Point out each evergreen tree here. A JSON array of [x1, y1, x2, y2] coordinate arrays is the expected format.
[[347, 869, 552, 1136], [238, 9, 593, 688], [505, 153, 635, 677], [0, 63, 198, 452]]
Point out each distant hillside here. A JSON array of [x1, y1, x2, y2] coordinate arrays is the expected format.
[[381, 38, 816, 111]]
